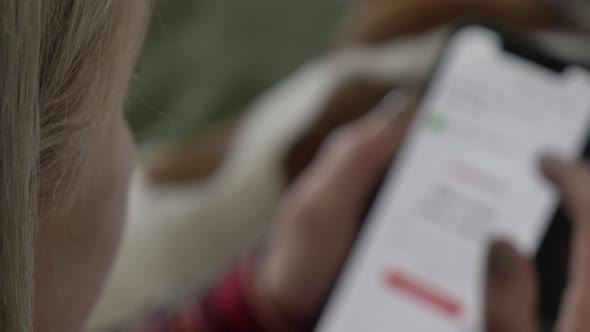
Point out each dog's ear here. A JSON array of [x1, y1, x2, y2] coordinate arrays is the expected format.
[[341, 0, 561, 45], [283, 77, 395, 183], [144, 115, 239, 184]]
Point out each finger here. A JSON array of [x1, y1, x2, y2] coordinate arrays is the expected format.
[[541, 157, 590, 224], [262, 104, 413, 322], [485, 241, 538, 332], [541, 157, 590, 332], [279, 102, 412, 252], [284, 78, 398, 183], [302, 103, 412, 216]]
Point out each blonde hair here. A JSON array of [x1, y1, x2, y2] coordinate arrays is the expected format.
[[0, 1, 135, 330]]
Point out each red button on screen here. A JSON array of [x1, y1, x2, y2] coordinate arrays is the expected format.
[[385, 271, 463, 319]]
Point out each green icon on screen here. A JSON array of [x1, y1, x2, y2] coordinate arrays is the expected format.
[[428, 113, 447, 133]]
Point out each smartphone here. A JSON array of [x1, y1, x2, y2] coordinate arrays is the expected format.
[[315, 24, 590, 332]]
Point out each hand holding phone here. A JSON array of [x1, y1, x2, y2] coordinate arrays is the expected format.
[[487, 158, 590, 332], [255, 113, 590, 332], [255, 68, 590, 332], [315, 24, 590, 332]]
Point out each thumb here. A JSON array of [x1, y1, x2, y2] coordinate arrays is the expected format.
[[541, 157, 590, 332], [485, 241, 538, 332]]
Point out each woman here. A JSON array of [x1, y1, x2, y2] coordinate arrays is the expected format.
[[1, 0, 590, 331]]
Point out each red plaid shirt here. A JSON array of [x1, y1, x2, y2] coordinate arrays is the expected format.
[[128, 260, 306, 332]]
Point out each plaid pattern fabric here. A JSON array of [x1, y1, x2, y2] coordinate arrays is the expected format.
[[127, 261, 269, 332]]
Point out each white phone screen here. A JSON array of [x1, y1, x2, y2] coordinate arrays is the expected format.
[[316, 26, 590, 332]]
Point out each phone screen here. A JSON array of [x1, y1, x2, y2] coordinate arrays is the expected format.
[[316, 26, 590, 332]]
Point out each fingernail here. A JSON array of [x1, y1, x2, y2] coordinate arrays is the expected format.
[[488, 242, 517, 279], [376, 90, 408, 117], [540, 154, 568, 176], [540, 154, 561, 166]]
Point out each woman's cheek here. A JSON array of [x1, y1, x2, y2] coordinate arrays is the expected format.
[[34, 115, 134, 332]]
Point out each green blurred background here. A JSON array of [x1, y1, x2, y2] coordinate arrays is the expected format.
[[127, 0, 353, 145]]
